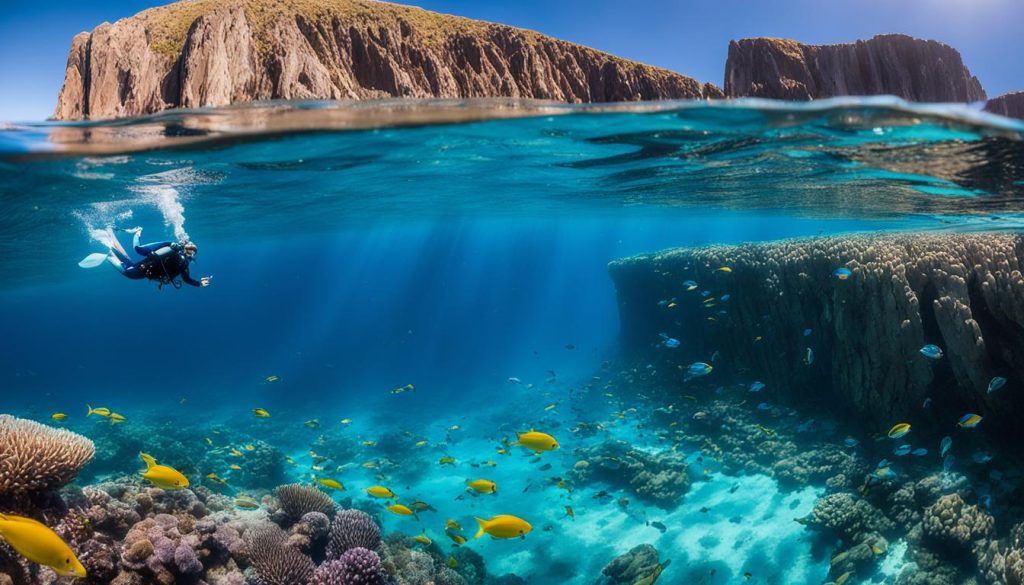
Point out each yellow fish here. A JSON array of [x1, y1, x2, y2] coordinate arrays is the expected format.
[[317, 478, 345, 491], [439, 456, 456, 466], [252, 408, 270, 418], [86, 405, 110, 417], [387, 504, 415, 516], [265, 375, 280, 384], [50, 413, 67, 421], [362, 462, 378, 469], [447, 555, 458, 568], [205, 438, 213, 446], [139, 453, 189, 490], [482, 461, 497, 467], [206, 473, 227, 485], [304, 419, 320, 429], [415, 440, 428, 447], [244, 444, 255, 451], [511, 431, 559, 454], [229, 464, 242, 471], [413, 534, 431, 545], [467, 479, 497, 494], [544, 404, 557, 411], [362, 441, 377, 447], [835, 572, 852, 585], [367, 486, 397, 499], [285, 457, 296, 465], [715, 266, 732, 273], [887, 423, 911, 439], [110, 413, 126, 424], [0, 513, 87, 577], [340, 418, 353, 425], [230, 448, 243, 457], [474, 515, 533, 540], [445, 519, 463, 531]]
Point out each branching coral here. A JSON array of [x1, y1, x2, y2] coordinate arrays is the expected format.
[[274, 484, 336, 522], [327, 510, 382, 559]]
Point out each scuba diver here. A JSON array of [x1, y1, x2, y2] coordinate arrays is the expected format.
[[79, 227, 211, 289]]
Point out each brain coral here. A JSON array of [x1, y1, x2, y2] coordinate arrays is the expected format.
[[0, 415, 95, 495]]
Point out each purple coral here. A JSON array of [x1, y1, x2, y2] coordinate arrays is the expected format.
[[310, 548, 385, 585], [326, 510, 381, 559]]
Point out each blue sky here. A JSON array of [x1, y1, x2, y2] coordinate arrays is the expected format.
[[1, 0, 1021, 121]]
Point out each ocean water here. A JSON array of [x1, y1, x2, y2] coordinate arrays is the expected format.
[[1, 97, 1024, 585]]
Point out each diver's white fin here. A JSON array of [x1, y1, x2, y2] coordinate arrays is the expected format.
[[78, 253, 109, 269]]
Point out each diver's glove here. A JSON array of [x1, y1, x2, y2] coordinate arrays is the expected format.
[[200, 276, 212, 287]]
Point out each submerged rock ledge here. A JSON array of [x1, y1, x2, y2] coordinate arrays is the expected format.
[[609, 234, 1024, 433]]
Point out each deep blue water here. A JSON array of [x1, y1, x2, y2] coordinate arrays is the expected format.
[[2, 98, 1024, 584]]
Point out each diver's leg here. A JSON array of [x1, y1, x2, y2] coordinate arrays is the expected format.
[[107, 228, 130, 258]]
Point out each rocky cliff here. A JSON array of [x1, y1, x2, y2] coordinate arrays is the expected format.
[[610, 234, 1024, 436], [53, 0, 721, 120], [724, 34, 986, 102], [985, 92, 1024, 120]]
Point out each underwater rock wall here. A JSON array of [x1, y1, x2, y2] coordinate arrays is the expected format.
[[609, 234, 1024, 433]]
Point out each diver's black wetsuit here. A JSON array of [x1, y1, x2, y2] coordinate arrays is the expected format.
[[112, 241, 202, 288]]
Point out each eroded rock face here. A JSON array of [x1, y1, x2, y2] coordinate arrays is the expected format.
[[724, 34, 986, 102], [986, 92, 1024, 120], [53, 0, 720, 120], [608, 234, 1024, 433]]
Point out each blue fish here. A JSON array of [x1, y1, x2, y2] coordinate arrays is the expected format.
[[912, 448, 928, 457], [987, 376, 1007, 394], [701, 290, 711, 297], [802, 328, 812, 337], [920, 344, 943, 360], [980, 495, 992, 511], [658, 334, 680, 349], [720, 294, 731, 302], [688, 362, 712, 379], [940, 436, 952, 458], [833, 267, 853, 280], [943, 454, 956, 472], [683, 280, 698, 291], [973, 451, 994, 464], [922, 397, 932, 409], [757, 402, 772, 411], [749, 381, 766, 393], [871, 467, 895, 480], [843, 437, 859, 448], [876, 458, 890, 469], [893, 444, 912, 457]]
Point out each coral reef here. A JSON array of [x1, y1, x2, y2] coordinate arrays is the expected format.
[[570, 440, 689, 507], [921, 494, 993, 553], [0, 415, 95, 499], [598, 544, 662, 584]]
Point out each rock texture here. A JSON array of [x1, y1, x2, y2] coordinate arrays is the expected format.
[[53, 0, 721, 120], [724, 34, 986, 102], [986, 92, 1024, 120], [609, 234, 1024, 434]]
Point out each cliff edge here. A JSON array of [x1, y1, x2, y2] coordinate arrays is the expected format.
[[53, 0, 722, 120]]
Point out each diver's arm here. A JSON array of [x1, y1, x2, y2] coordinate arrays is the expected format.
[[180, 263, 210, 287]]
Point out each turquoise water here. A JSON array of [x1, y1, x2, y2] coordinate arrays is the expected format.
[[2, 97, 1024, 584]]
